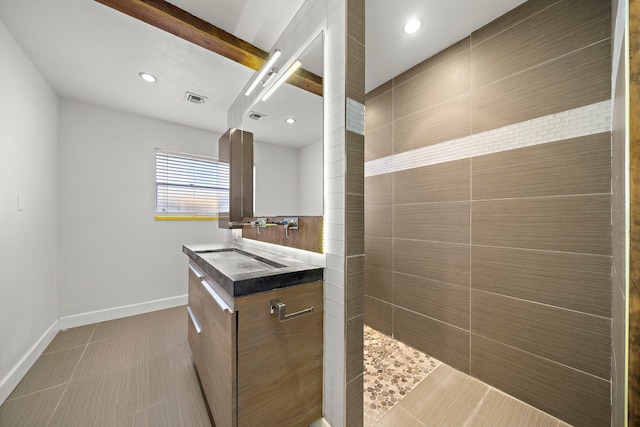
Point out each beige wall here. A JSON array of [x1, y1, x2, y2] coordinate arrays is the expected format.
[[364, 1, 612, 426]]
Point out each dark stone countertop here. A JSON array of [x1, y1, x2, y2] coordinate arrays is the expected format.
[[183, 243, 324, 298]]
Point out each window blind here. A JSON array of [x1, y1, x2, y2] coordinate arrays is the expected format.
[[155, 150, 229, 216]]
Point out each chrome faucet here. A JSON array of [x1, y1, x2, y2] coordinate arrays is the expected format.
[[283, 217, 299, 238]]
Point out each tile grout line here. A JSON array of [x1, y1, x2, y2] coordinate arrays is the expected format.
[[46, 325, 96, 426], [462, 387, 491, 427]]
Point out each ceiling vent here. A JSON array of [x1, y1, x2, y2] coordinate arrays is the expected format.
[[248, 111, 266, 121], [184, 92, 207, 104]]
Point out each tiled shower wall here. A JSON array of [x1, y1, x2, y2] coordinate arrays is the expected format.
[[364, 1, 612, 426]]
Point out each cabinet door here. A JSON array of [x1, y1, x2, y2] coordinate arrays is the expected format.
[[236, 281, 323, 426], [200, 277, 237, 427]]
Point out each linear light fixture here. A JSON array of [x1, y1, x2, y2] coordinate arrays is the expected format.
[[245, 49, 282, 96], [261, 60, 302, 102]]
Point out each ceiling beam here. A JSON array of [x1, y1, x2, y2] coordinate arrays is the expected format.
[[95, 0, 322, 96]]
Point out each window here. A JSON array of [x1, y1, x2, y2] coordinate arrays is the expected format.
[[155, 149, 229, 220]]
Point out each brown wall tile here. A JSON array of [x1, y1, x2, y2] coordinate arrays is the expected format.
[[470, 334, 611, 427], [394, 272, 470, 330], [346, 375, 364, 427], [472, 0, 611, 88], [346, 194, 364, 256], [471, 0, 559, 45], [472, 195, 612, 255], [393, 95, 471, 154], [365, 123, 392, 161], [365, 86, 392, 130], [472, 133, 612, 200], [394, 48, 470, 120], [346, 315, 364, 382], [364, 296, 392, 335], [394, 307, 470, 373], [365, 173, 392, 206], [472, 246, 612, 317], [472, 40, 611, 133], [394, 38, 470, 86], [394, 239, 470, 287], [394, 202, 470, 244], [394, 159, 470, 204], [364, 204, 392, 238], [471, 290, 611, 379], [346, 35, 365, 104], [346, 256, 364, 319], [364, 266, 392, 303], [365, 237, 392, 271], [346, 131, 364, 195]]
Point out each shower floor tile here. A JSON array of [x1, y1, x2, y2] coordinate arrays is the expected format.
[[363, 325, 441, 425]]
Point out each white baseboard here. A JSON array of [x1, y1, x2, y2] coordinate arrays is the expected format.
[[0, 319, 59, 405], [59, 295, 188, 330]]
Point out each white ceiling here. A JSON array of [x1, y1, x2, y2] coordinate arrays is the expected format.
[[0, 0, 526, 147]]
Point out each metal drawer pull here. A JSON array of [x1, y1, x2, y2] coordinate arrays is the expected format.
[[187, 306, 202, 334], [201, 279, 233, 313], [270, 299, 314, 322], [188, 263, 204, 279]]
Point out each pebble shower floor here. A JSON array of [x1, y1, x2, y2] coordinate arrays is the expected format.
[[363, 325, 441, 425]]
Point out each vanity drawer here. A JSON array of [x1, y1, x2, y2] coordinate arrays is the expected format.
[[188, 261, 237, 427], [236, 280, 323, 426]]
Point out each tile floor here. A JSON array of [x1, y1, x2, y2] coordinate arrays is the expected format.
[[0, 306, 212, 427], [365, 326, 572, 427], [0, 307, 571, 427]]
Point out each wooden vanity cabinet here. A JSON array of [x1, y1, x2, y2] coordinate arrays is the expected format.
[[187, 263, 236, 426], [187, 262, 323, 427]]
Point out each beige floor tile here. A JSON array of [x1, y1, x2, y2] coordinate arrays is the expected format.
[[91, 307, 186, 344], [377, 406, 425, 426], [0, 384, 66, 427], [8, 346, 84, 399], [52, 342, 190, 426], [49, 368, 127, 426], [143, 306, 186, 332], [169, 342, 212, 423], [466, 390, 559, 427], [91, 313, 148, 343], [44, 324, 95, 354], [395, 364, 489, 427], [71, 334, 143, 380], [106, 410, 146, 427]]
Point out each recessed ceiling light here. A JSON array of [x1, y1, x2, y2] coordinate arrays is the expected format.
[[403, 18, 422, 34], [285, 117, 296, 124], [139, 72, 157, 83]]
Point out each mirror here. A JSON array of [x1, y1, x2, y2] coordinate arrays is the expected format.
[[241, 33, 323, 217]]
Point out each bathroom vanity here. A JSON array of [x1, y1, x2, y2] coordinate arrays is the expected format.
[[183, 243, 323, 427]]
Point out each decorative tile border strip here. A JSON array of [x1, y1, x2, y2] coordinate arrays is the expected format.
[[365, 100, 611, 177]]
